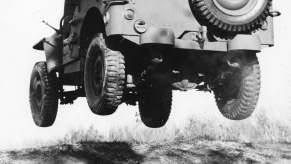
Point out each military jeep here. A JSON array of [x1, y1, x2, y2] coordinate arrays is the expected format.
[[29, 0, 280, 128]]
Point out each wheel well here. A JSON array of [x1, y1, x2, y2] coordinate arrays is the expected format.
[[80, 7, 105, 51]]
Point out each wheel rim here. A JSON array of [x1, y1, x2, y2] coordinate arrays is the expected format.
[[215, 0, 250, 10], [213, 0, 259, 16], [92, 55, 105, 95], [30, 73, 43, 115], [88, 50, 106, 105]]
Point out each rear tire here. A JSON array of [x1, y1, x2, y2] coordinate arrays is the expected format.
[[84, 34, 125, 115], [138, 85, 172, 128], [29, 62, 58, 127], [213, 55, 260, 120]]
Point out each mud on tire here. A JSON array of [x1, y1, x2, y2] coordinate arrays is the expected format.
[[138, 85, 172, 128], [29, 62, 58, 127], [213, 55, 260, 120], [84, 34, 125, 115]]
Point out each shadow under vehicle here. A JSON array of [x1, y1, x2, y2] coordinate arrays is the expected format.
[[29, 0, 281, 128]]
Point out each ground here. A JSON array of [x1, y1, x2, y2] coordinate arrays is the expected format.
[[1, 140, 291, 164]]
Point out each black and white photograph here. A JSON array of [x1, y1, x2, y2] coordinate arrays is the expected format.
[[0, 0, 291, 163]]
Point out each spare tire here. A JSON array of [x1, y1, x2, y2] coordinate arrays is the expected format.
[[189, 0, 272, 35]]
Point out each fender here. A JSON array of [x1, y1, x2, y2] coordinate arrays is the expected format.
[[228, 34, 261, 52], [33, 39, 45, 50], [33, 33, 62, 72]]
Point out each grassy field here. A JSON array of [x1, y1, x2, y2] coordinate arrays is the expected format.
[[1, 109, 291, 163]]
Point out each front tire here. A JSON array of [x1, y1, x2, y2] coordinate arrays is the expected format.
[[29, 62, 58, 127], [213, 55, 260, 120], [84, 34, 125, 115]]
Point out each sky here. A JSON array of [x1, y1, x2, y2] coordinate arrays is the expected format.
[[0, 0, 290, 150]]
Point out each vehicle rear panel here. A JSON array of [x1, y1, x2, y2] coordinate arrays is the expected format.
[[107, 0, 274, 48]]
